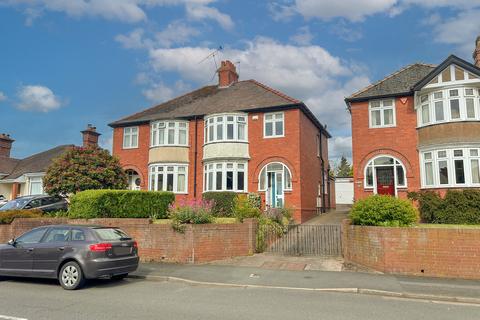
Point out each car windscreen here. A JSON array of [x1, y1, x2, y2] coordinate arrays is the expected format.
[[0, 198, 31, 210], [94, 228, 131, 241]]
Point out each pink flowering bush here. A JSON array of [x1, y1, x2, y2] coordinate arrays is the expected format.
[[168, 199, 215, 225]]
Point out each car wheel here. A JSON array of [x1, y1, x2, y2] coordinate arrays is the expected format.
[[111, 274, 128, 280], [59, 262, 85, 290]]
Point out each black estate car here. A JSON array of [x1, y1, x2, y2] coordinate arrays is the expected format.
[[0, 195, 68, 212], [0, 225, 139, 289]]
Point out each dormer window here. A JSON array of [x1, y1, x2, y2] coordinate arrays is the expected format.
[[369, 99, 396, 128]]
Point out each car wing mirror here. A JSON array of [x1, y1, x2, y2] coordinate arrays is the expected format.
[[7, 238, 16, 246]]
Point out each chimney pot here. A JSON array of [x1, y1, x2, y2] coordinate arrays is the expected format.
[[218, 60, 239, 88], [0, 133, 14, 158]]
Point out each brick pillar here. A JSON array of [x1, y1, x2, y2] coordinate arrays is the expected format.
[[11, 183, 20, 200]]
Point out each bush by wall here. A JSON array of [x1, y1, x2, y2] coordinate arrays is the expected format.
[[234, 194, 261, 222], [409, 190, 480, 224], [202, 192, 237, 217], [69, 190, 175, 219], [169, 199, 214, 225], [350, 195, 418, 227], [0, 209, 43, 224]]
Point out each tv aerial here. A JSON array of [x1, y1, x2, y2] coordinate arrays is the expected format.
[[198, 46, 224, 81]]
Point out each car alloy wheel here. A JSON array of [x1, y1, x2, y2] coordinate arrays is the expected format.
[[59, 262, 85, 290]]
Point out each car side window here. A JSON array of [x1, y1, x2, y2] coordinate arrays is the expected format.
[[16, 228, 48, 245], [41, 197, 55, 206], [70, 229, 86, 242], [43, 228, 71, 243], [28, 199, 42, 208]]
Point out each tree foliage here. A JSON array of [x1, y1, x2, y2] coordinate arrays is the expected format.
[[43, 146, 128, 195], [335, 156, 353, 177]]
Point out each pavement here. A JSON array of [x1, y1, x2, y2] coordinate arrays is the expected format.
[[132, 263, 480, 304]]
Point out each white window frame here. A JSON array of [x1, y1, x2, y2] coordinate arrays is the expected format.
[[204, 113, 248, 144], [263, 112, 285, 138], [148, 164, 188, 194], [123, 126, 139, 149], [363, 155, 407, 195], [203, 161, 247, 193], [258, 162, 293, 192], [28, 176, 44, 195], [368, 99, 396, 128], [420, 146, 480, 188], [151, 121, 189, 147]]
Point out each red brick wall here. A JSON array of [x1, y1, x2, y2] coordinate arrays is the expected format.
[[0, 218, 258, 263], [343, 220, 480, 279], [351, 96, 420, 200]]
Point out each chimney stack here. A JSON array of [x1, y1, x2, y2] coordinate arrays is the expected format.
[[218, 60, 239, 88], [474, 36, 480, 68], [0, 134, 14, 158], [81, 124, 101, 148]]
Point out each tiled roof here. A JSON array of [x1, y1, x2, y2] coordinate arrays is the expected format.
[[346, 63, 436, 101], [0, 145, 73, 180], [110, 80, 301, 127]]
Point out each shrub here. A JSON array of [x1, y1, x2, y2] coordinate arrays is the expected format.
[[264, 207, 293, 224], [247, 193, 262, 209], [256, 217, 286, 253], [68, 190, 175, 219], [234, 194, 261, 222], [202, 192, 237, 217], [409, 190, 480, 224], [350, 195, 418, 227], [0, 209, 43, 224], [169, 199, 214, 232]]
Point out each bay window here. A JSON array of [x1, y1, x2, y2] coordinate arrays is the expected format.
[[149, 164, 188, 193], [421, 147, 480, 188], [204, 114, 247, 143], [204, 161, 247, 192], [151, 121, 188, 147], [369, 99, 395, 128]]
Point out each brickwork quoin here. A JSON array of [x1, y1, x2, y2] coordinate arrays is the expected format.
[[0, 218, 258, 263]]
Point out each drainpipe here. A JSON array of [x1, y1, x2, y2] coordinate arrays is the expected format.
[[319, 132, 326, 214], [193, 116, 198, 199]]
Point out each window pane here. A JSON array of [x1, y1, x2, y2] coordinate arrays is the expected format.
[[420, 95, 428, 103], [216, 123, 223, 140], [275, 120, 284, 135], [449, 89, 458, 97], [265, 114, 273, 121], [434, 101, 444, 121], [159, 128, 164, 145], [166, 174, 174, 191], [424, 152, 432, 160], [374, 157, 394, 165], [179, 130, 187, 145], [265, 122, 273, 136], [227, 123, 234, 139], [226, 171, 233, 190], [168, 129, 175, 144], [208, 172, 213, 191], [454, 159, 465, 184], [238, 123, 245, 140], [17, 228, 47, 244], [425, 162, 434, 185], [284, 167, 292, 189], [466, 98, 475, 118], [216, 172, 223, 190], [450, 100, 460, 119], [439, 160, 449, 185], [177, 174, 185, 192], [237, 171, 244, 191], [396, 166, 405, 186], [471, 159, 480, 184], [370, 101, 380, 108], [366, 166, 373, 187], [465, 88, 474, 96], [470, 149, 479, 157], [157, 174, 164, 191], [454, 150, 463, 157], [259, 169, 266, 190], [421, 105, 429, 124], [123, 134, 130, 148], [371, 110, 381, 126], [150, 174, 155, 191], [433, 92, 443, 99], [209, 125, 214, 142], [131, 134, 138, 147], [438, 150, 447, 158]]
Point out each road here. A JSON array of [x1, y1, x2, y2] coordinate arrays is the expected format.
[[0, 277, 479, 320]]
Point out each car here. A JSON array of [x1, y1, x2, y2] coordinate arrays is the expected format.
[[0, 225, 139, 290], [0, 195, 68, 212], [0, 195, 8, 208]]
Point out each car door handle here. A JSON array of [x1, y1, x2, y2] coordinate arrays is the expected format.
[[58, 247, 65, 251]]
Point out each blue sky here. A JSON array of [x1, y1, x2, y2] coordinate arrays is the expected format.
[[0, 0, 479, 165]]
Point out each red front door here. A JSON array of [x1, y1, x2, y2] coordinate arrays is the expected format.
[[376, 167, 395, 196]]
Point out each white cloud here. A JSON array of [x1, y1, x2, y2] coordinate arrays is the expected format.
[[155, 21, 200, 47], [185, 3, 234, 30], [0, 91, 6, 101], [115, 28, 152, 49], [329, 136, 352, 161], [142, 80, 190, 102], [16, 85, 63, 112], [290, 26, 313, 45]]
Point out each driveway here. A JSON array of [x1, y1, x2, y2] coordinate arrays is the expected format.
[[304, 205, 351, 225]]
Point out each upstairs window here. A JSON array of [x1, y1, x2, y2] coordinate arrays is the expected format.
[[123, 127, 139, 149], [204, 114, 247, 143], [264, 112, 284, 137], [369, 99, 395, 128], [151, 121, 188, 147]]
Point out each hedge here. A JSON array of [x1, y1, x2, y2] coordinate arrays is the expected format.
[[350, 195, 418, 227], [0, 209, 43, 224], [69, 190, 175, 219], [202, 192, 237, 217], [408, 190, 480, 224]]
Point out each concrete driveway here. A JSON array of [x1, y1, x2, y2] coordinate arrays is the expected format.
[[304, 205, 351, 225]]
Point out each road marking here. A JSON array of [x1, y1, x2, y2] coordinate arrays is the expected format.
[[0, 315, 28, 320]]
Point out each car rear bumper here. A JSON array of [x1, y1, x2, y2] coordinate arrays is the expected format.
[[83, 255, 139, 279]]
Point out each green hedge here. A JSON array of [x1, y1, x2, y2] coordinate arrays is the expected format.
[[409, 190, 480, 224], [69, 190, 175, 219], [350, 195, 418, 227], [0, 209, 43, 224], [202, 192, 237, 217]]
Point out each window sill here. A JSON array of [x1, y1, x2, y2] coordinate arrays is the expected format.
[[203, 141, 249, 146], [122, 146, 139, 150], [150, 145, 189, 148], [263, 135, 285, 139]]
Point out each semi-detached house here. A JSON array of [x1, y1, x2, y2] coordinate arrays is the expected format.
[[109, 60, 334, 223]]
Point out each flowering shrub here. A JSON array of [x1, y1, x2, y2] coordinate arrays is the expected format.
[[247, 193, 262, 209], [234, 195, 261, 222], [264, 207, 292, 224], [168, 199, 215, 225]]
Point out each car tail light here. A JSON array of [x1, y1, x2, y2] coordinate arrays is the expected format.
[[133, 241, 138, 249], [89, 243, 112, 252]]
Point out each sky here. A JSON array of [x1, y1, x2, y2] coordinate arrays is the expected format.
[[0, 0, 479, 166]]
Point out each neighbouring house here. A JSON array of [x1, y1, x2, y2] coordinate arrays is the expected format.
[[345, 37, 480, 200], [0, 125, 100, 200], [109, 60, 334, 223]]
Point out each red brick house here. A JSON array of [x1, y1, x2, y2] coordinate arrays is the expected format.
[[109, 60, 334, 223], [346, 38, 480, 200]]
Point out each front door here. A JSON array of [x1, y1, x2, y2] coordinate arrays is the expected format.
[[267, 172, 284, 208], [376, 167, 395, 196]]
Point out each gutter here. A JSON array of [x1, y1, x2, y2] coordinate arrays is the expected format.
[[193, 116, 198, 198], [319, 134, 326, 214]]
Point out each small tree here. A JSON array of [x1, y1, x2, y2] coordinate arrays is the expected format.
[[335, 156, 353, 177], [43, 146, 128, 195]]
